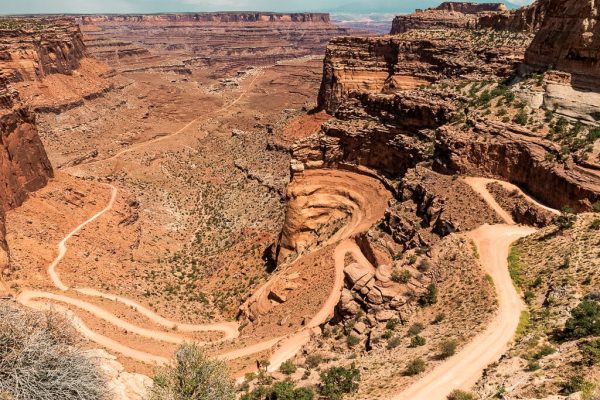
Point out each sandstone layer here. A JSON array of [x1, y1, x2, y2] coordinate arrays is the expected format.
[[77, 13, 356, 74], [390, 2, 507, 34], [524, 0, 600, 88], [478, 0, 549, 33]]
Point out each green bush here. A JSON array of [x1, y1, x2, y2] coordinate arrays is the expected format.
[[404, 358, 426, 376], [346, 335, 360, 348], [447, 389, 477, 400], [279, 361, 297, 375], [418, 284, 438, 307], [386, 318, 400, 331], [593, 201, 600, 213], [151, 343, 235, 400], [439, 339, 457, 359], [563, 300, 600, 339], [305, 355, 323, 369], [387, 336, 402, 350], [409, 335, 426, 348], [560, 376, 595, 395], [241, 381, 314, 400], [433, 313, 445, 324], [319, 365, 360, 400], [392, 269, 411, 284], [407, 322, 424, 336], [580, 339, 600, 366], [590, 219, 600, 230], [513, 109, 528, 125]]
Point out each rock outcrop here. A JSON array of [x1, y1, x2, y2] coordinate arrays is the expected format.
[[317, 30, 531, 114], [524, 0, 600, 87], [77, 13, 355, 74], [478, 0, 549, 33], [390, 2, 507, 34]]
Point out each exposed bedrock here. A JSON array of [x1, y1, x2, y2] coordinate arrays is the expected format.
[[433, 122, 600, 211], [79, 13, 331, 25], [317, 32, 530, 114], [478, 0, 549, 33], [390, 2, 508, 34], [524, 0, 600, 88], [0, 19, 87, 82], [296, 91, 457, 178]]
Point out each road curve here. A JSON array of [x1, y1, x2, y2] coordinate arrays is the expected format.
[[391, 177, 557, 400]]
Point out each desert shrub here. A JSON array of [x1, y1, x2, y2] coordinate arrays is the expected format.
[[407, 322, 424, 336], [241, 381, 314, 400], [526, 359, 540, 371], [318, 365, 360, 400], [279, 361, 297, 375], [533, 344, 556, 360], [305, 355, 323, 369], [555, 207, 577, 230], [513, 109, 528, 125], [508, 246, 522, 286], [580, 339, 600, 366], [386, 318, 400, 331], [404, 358, 426, 376], [409, 335, 426, 348], [439, 339, 457, 359], [419, 284, 438, 306], [447, 389, 477, 400], [387, 336, 402, 350], [433, 313, 445, 324], [560, 376, 595, 395], [0, 304, 108, 400], [151, 343, 235, 400], [593, 201, 600, 213], [563, 300, 600, 339], [392, 269, 411, 284], [346, 335, 360, 347], [590, 219, 600, 230]]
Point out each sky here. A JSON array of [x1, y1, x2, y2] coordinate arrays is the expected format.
[[1, 0, 535, 15]]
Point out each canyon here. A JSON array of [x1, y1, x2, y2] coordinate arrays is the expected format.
[[0, 1, 599, 400]]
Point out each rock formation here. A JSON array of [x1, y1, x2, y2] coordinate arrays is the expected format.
[[317, 30, 530, 114], [524, 0, 600, 87], [77, 13, 356, 74], [390, 2, 507, 34], [478, 0, 549, 33]]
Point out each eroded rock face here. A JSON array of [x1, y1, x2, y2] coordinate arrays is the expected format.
[[478, 0, 549, 33], [0, 19, 87, 82], [390, 2, 507, 34], [317, 31, 530, 114], [433, 121, 600, 211], [77, 13, 354, 74], [524, 0, 600, 87]]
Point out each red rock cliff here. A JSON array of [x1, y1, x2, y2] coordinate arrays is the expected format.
[[524, 0, 600, 85], [478, 0, 549, 33], [78, 12, 331, 25]]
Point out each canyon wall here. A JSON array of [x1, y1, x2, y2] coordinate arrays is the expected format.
[[318, 30, 529, 113], [478, 0, 549, 33], [77, 13, 354, 74], [79, 13, 331, 25], [524, 0, 600, 86], [0, 19, 94, 280], [306, 19, 600, 213], [390, 2, 506, 34]]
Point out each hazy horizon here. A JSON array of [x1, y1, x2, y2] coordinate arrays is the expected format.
[[1, 0, 535, 16]]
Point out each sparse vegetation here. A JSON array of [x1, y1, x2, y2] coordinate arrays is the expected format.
[[563, 300, 600, 339], [418, 283, 438, 306], [409, 335, 426, 348], [318, 365, 360, 400], [404, 358, 426, 376], [392, 269, 411, 284], [438, 339, 457, 359], [407, 322, 424, 336], [151, 343, 235, 400], [447, 390, 477, 400], [279, 361, 297, 375], [0, 304, 108, 400]]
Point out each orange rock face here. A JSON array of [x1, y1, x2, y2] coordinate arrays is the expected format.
[[524, 0, 600, 86]]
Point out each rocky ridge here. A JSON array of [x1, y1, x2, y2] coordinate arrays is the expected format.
[[390, 2, 507, 34]]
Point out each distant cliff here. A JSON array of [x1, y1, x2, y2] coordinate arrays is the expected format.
[[78, 12, 331, 25], [391, 2, 506, 34], [478, 0, 549, 33]]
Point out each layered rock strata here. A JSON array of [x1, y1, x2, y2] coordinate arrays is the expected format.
[[524, 0, 600, 87], [77, 13, 355, 73], [478, 0, 549, 33], [390, 2, 507, 34]]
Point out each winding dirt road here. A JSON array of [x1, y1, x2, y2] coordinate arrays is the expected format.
[[391, 177, 556, 400]]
